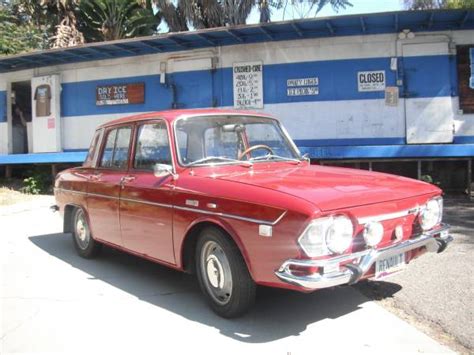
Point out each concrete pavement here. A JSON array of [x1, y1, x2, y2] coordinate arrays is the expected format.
[[1, 198, 454, 354]]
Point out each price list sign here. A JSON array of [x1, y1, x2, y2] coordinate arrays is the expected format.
[[233, 61, 263, 109]]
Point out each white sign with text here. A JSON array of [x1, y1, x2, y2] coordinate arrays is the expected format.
[[358, 70, 386, 92], [233, 61, 263, 109]]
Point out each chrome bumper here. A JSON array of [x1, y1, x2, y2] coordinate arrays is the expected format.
[[275, 223, 452, 290]]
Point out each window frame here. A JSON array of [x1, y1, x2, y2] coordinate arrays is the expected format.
[[96, 124, 134, 171], [456, 44, 474, 114], [83, 128, 104, 168], [129, 118, 175, 173]]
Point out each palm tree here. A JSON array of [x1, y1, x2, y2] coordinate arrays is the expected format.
[[79, 0, 160, 42]]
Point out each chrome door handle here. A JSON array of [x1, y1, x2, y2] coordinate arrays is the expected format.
[[89, 173, 102, 181], [120, 176, 136, 184]]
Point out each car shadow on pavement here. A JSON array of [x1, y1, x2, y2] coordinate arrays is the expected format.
[[29, 232, 401, 344]]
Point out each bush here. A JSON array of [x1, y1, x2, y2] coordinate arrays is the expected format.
[[21, 168, 51, 195]]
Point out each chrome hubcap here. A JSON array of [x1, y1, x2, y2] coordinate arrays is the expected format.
[[75, 211, 90, 250], [201, 240, 232, 305]]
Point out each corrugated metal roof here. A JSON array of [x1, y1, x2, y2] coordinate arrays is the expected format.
[[0, 9, 472, 73]]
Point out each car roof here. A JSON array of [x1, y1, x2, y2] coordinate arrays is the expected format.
[[98, 109, 274, 128]]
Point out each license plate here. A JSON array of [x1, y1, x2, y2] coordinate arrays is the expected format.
[[375, 253, 406, 279]]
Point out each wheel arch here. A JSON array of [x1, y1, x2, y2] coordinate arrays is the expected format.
[[179, 217, 255, 280], [63, 203, 88, 234]]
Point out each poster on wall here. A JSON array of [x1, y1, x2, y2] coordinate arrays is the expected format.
[[233, 61, 263, 109], [31, 75, 61, 153], [357, 70, 386, 92], [34, 84, 52, 117], [96, 83, 145, 106]]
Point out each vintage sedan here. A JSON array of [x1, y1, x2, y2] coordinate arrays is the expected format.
[[54, 109, 452, 318]]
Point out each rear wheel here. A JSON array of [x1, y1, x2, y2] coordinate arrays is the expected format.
[[72, 207, 101, 258], [196, 227, 256, 318]]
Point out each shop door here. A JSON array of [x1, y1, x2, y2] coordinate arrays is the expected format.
[[402, 42, 454, 144], [31, 75, 62, 152]]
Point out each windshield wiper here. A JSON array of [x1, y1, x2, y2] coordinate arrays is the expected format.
[[187, 156, 252, 167], [249, 154, 301, 164]]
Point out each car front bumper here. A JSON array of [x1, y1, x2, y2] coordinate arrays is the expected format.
[[275, 223, 452, 290]]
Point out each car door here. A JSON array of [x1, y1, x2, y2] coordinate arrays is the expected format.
[[119, 120, 175, 264], [86, 125, 133, 247]]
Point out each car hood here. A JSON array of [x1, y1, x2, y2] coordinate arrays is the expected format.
[[198, 164, 439, 211]]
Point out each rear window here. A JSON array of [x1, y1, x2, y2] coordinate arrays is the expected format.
[[99, 126, 132, 169]]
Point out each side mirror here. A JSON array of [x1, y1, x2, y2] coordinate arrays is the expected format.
[[153, 163, 174, 178], [302, 153, 310, 162]]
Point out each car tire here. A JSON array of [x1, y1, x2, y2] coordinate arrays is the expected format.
[[195, 227, 256, 318], [72, 207, 101, 259]]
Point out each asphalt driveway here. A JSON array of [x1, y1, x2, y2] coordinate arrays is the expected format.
[[0, 196, 467, 354]]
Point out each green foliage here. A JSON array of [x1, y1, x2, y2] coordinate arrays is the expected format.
[[80, 0, 160, 42], [0, 1, 47, 55], [21, 168, 51, 195], [22, 177, 43, 195], [404, 0, 474, 9]]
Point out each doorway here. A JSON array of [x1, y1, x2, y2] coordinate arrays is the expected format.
[[10, 81, 32, 154], [402, 42, 454, 144]]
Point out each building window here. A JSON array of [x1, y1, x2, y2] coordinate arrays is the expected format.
[[457, 45, 474, 114]]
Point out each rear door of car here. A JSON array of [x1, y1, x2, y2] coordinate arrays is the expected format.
[[119, 119, 175, 264], [86, 124, 133, 247]]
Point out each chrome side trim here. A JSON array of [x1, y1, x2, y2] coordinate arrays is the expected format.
[[56, 187, 286, 225], [120, 197, 172, 209], [276, 223, 452, 290], [357, 206, 420, 225], [174, 205, 286, 226]]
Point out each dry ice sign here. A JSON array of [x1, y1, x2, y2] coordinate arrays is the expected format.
[[233, 61, 263, 109], [96, 83, 145, 106], [357, 71, 386, 92]]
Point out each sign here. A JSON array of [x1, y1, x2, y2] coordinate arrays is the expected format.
[[96, 83, 145, 106], [287, 77, 319, 96], [357, 70, 385, 92], [233, 61, 263, 109], [385, 86, 399, 106], [287, 87, 319, 96]]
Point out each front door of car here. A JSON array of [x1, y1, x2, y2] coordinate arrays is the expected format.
[[86, 125, 133, 247], [119, 120, 175, 264]]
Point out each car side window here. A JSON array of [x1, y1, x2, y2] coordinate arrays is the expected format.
[[134, 121, 171, 170], [100, 126, 132, 169], [83, 129, 103, 168]]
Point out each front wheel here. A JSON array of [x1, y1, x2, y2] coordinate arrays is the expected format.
[[196, 227, 256, 318], [72, 207, 102, 259]]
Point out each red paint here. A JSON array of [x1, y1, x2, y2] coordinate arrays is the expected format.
[[55, 109, 442, 292]]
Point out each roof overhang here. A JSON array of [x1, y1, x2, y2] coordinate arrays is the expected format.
[[0, 9, 472, 73]]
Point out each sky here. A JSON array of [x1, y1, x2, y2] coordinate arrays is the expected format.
[[246, 0, 404, 24]]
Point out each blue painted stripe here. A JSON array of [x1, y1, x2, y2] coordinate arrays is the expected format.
[[1, 143, 472, 164], [0, 91, 6, 123], [300, 144, 474, 159], [453, 136, 474, 144], [0, 151, 87, 165], [61, 55, 455, 117], [294, 137, 405, 147]]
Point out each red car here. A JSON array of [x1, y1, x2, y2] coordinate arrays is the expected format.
[[54, 109, 452, 318]]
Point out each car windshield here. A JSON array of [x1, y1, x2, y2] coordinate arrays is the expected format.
[[175, 115, 301, 166]]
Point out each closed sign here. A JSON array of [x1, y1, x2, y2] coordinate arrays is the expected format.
[[358, 70, 385, 92]]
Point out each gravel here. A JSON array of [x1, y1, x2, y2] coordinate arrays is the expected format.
[[356, 197, 474, 353]]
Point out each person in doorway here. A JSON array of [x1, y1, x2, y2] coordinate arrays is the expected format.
[[12, 105, 27, 153]]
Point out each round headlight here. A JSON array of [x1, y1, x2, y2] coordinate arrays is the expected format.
[[420, 197, 443, 231], [363, 221, 384, 247], [325, 216, 354, 254]]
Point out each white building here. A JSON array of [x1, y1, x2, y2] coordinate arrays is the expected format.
[[0, 9, 473, 188]]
